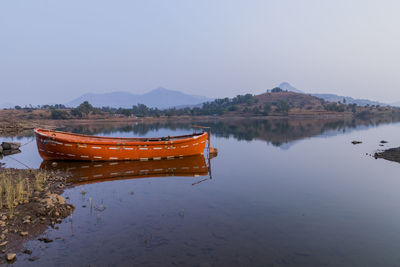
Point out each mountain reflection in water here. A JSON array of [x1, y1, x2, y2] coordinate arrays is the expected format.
[[58, 116, 400, 148]]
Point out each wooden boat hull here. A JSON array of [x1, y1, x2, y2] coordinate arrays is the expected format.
[[34, 128, 208, 161], [40, 155, 209, 185]]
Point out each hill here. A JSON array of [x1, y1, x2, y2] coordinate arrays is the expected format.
[[66, 87, 212, 109]]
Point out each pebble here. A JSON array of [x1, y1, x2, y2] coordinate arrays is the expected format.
[[20, 231, 28, 236], [6, 253, 16, 261], [0, 241, 8, 246], [22, 248, 32, 255]]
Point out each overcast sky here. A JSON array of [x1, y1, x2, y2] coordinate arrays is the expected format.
[[1, 0, 399, 105]]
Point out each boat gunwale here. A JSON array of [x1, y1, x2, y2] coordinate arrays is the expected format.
[[34, 128, 207, 146]]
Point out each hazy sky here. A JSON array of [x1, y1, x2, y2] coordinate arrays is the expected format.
[[1, 0, 399, 105]]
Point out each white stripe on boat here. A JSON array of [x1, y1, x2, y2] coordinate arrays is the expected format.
[[109, 157, 118, 160], [64, 144, 72, 147], [181, 145, 188, 148], [94, 156, 102, 159], [153, 157, 161, 160], [153, 147, 162, 150], [91, 146, 101, 149], [80, 156, 89, 158], [140, 158, 148, 161], [139, 147, 148, 150]]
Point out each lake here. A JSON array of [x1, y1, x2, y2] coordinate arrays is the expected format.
[[3, 118, 400, 266]]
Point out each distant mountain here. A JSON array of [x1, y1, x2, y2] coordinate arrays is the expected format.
[[311, 94, 387, 107], [279, 82, 304, 93], [66, 87, 213, 109], [277, 82, 389, 107], [0, 102, 15, 109], [390, 102, 400, 107]]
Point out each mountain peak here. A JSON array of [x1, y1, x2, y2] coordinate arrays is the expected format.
[[278, 82, 304, 93]]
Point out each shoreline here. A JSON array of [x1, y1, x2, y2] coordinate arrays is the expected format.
[[0, 111, 393, 137]]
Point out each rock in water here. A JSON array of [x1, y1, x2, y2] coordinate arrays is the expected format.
[[351, 141, 362, 145], [1, 142, 21, 150], [375, 147, 400, 163]]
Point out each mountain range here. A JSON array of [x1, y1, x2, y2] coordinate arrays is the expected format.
[[66, 87, 213, 109], [278, 82, 390, 107]]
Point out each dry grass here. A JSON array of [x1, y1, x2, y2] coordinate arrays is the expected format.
[[0, 170, 48, 218]]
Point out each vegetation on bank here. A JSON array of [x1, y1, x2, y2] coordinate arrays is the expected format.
[[5, 87, 400, 120], [0, 170, 48, 218]]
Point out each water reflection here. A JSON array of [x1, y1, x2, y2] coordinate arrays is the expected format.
[[41, 154, 214, 185], [59, 116, 400, 148]]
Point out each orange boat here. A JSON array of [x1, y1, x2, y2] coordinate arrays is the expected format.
[[40, 155, 210, 185], [34, 128, 208, 161]]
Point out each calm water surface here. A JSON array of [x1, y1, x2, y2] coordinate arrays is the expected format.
[[3, 119, 400, 266]]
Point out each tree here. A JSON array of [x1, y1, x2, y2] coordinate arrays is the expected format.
[[271, 87, 283, 93], [76, 101, 94, 116], [263, 103, 271, 115], [276, 100, 290, 115]]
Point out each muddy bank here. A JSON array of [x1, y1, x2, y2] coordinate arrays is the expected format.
[[374, 147, 400, 164], [0, 168, 74, 264]]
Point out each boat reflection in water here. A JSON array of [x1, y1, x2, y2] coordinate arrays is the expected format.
[[40, 154, 215, 185]]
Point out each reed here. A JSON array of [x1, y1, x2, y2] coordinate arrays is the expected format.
[[0, 169, 51, 217]]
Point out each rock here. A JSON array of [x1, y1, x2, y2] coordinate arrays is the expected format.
[[22, 248, 32, 255], [0, 221, 6, 227], [55, 212, 60, 217], [6, 253, 16, 261], [2, 149, 21, 156], [352, 141, 362, 145], [0, 241, 8, 246], [23, 219, 31, 224], [1, 215, 7, 220], [20, 231, 28, 236], [38, 237, 53, 243], [2, 142, 21, 150], [380, 140, 388, 144], [375, 147, 400, 163], [0, 146, 2, 154], [28, 256, 39, 261]]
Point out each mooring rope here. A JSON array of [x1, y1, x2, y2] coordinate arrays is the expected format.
[[7, 155, 32, 169], [20, 138, 35, 147]]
